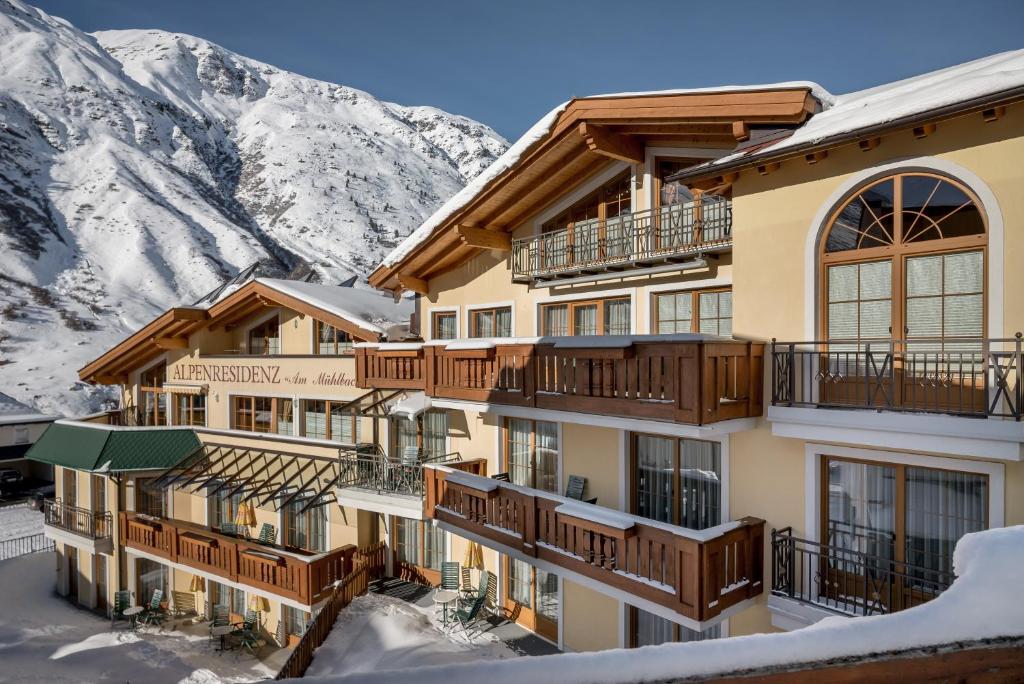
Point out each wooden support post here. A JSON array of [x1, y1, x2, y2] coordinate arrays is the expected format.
[[731, 120, 750, 142], [982, 106, 1005, 122], [757, 161, 781, 176], [858, 137, 881, 151], [804, 150, 828, 164], [913, 123, 936, 139], [578, 122, 644, 164], [397, 273, 428, 295]]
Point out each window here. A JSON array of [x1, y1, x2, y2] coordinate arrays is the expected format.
[[13, 426, 29, 445], [632, 435, 721, 530], [140, 361, 167, 426], [282, 605, 311, 639], [390, 410, 448, 458], [821, 173, 986, 344], [653, 289, 732, 336], [91, 475, 106, 513], [209, 487, 243, 528], [539, 297, 631, 336], [469, 306, 511, 338], [209, 579, 245, 618], [232, 396, 292, 435], [136, 558, 167, 603], [300, 399, 359, 443], [393, 516, 446, 573], [315, 321, 353, 355], [284, 496, 327, 552], [431, 311, 457, 340], [62, 468, 77, 507], [248, 317, 280, 355], [542, 172, 632, 234], [629, 605, 720, 647], [504, 418, 558, 493], [174, 394, 207, 426], [824, 456, 987, 584], [540, 173, 632, 266], [135, 477, 165, 517]]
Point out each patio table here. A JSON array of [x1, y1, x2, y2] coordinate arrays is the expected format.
[[123, 605, 144, 631], [433, 590, 459, 628], [211, 624, 235, 653]]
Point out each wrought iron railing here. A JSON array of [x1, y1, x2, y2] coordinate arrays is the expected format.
[[512, 198, 732, 280], [771, 527, 954, 616], [337, 447, 465, 498], [44, 499, 113, 539], [770, 336, 1022, 419]]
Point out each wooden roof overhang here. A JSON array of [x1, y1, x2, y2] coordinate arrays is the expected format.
[[79, 281, 385, 385], [369, 87, 818, 292]]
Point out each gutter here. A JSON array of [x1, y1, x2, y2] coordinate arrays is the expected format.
[[669, 84, 1024, 183]]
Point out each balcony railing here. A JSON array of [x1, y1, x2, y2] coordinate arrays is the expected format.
[[424, 465, 764, 622], [337, 447, 486, 499], [119, 512, 354, 605], [770, 336, 1022, 419], [356, 337, 763, 425], [771, 527, 954, 616], [44, 499, 113, 540], [512, 199, 732, 282]]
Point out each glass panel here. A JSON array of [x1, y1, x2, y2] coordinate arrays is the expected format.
[[536, 569, 559, 623], [825, 179, 895, 253], [422, 524, 446, 570], [678, 439, 721, 530], [635, 435, 674, 524], [604, 299, 631, 335], [495, 308, 512, 337], [506, 418, 532, 487], [253, 397, 273, 433], [192, 395, 206, 427], [276, 398, 293, 436], [318, 322, 335, 355], [904, 467, 987, 582], [136, 558, 167, 603], [422, 410, 448, 457], [394, 416, 418, 455], [434, 313, 457, 340], [573, 304, 597, 336], [135, 479, 165, 517], [394, 517, 419, 566], [859, 261, 892, 300], [944, 251, 983, 295], [827, 459, 896, 565], [303, 400, 327, 440], [534, 421, 559, 494], [906, 255, 942, 297], [507, 558, 532, 608], [543, 305, 569, 337], [634, 608, 674, 646], [901, 176, 984, 242]]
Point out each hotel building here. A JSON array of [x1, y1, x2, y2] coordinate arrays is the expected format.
[[31, 51, 1024, 653]]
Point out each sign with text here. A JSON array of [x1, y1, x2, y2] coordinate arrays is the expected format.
[[171, 363, 357, 387]]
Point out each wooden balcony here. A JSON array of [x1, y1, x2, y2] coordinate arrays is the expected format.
[[119, 512, 354, 605], [511, 199, 732, 284], [356, 337, 763, 425], [423, 465, 764, 623]]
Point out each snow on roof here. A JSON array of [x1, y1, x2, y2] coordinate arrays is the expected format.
[[0, 392, 56, 425], [298, 525, 1024, 684], [379, 81, 830, 272], [697, 49, 1024, 173], [256, 278, 412, 335]]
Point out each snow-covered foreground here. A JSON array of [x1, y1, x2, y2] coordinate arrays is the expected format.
[[0, 553, 274, 683], [305, 592, 518, 678], [0, 503, 44, 543], [300, 526, 1024, 684]]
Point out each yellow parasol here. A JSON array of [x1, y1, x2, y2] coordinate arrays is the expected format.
[[188, 574, 205, 593], [463, 541, 484, 570]]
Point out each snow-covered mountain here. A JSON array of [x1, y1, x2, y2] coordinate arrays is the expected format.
[[0, 0, 507, 417]]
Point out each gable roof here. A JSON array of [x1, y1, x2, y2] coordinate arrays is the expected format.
[[671, 49, 1024, 184], [368, 85, 822, 291], [26, 421, 202, 472], [78, 279, 410, 384]]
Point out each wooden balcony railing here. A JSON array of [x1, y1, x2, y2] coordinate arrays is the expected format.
[[512, 199, 732, 282], [770, 336, 1023, 419], [119, 512, 354, 605], [44, 499, 113, 540], [423, 465, 764, 622], [356, 338, 763, 425]]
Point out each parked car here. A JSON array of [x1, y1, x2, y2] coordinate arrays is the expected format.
[[0, 469, 24, 489]]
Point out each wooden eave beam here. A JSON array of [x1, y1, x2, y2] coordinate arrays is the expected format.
[[397, 273, 429, 295], [456, 225, 511, 251], [153, 336, 188, 350], [578, 122, 644, 164]]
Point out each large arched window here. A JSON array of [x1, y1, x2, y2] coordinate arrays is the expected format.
[[820, 172, 986, 344]]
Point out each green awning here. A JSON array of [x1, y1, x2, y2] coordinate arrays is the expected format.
[[26, 422, 202, 472]]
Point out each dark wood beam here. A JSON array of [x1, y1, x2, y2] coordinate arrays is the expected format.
[[732, 121, 750, 142], [578, 122, 643, 164], [456, 225, 511, 251]]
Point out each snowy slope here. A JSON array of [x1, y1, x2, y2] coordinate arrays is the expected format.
[[0, 0, 507, 417]]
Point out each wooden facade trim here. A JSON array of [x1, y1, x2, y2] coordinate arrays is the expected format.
[[456, 225, 512, 251]]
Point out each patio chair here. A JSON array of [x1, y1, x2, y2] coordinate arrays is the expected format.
[[171, 591, 197, 618], [111, 590, 132, 628], [440, 561, 460, 591], [460, 566, 473, 598], [220, 521, 238, 537], [459, 570, 492, 611], [208, 604, 230, 646], [396, 446, 422, 494], [565, 474, 598, 505], [231, 610, 263, 658], [490, 472, 510, 482], [451, 593, 487, 638], [257, 523, 276, 545], [140, 589, 169, 629]]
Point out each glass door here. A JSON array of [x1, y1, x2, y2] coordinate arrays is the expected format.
[[503, 557, 558, 642]]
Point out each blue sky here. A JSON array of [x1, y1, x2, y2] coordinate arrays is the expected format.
[[32, 0, 1024, 141]]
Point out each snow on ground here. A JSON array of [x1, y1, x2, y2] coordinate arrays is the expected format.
[[0, 503, 44, 543], [301, 526, 1024, 684], [0, 553, 274, 683], [305, 592, 518, 678]]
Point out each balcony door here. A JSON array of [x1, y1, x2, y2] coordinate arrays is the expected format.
[[630, 434, 722, 530], [503, 557, 559, 642], [820, 456, 987, 614], [820, 173, 986, 412]]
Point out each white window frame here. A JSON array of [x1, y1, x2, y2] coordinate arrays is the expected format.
[[426, 305, 461, 341], [534, 287, 636, 336], [465, 300, 516, 338]]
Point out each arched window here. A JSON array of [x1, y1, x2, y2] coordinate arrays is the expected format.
[[820, 173, 986, 344]]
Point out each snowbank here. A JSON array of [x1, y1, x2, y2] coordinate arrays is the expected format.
[[0, 503, 44, 543], [299, 526, 1024, 684], [304, 592, 517, 678]]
